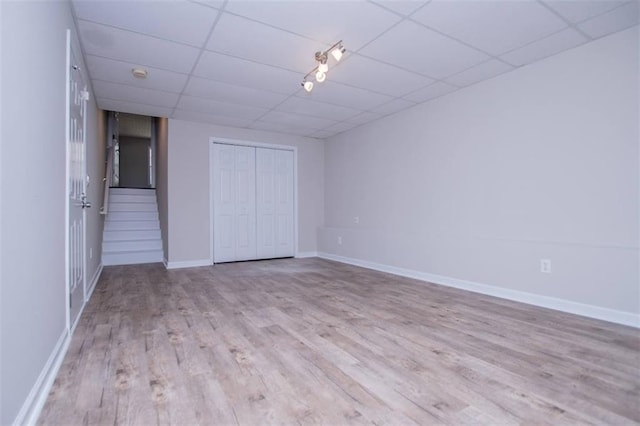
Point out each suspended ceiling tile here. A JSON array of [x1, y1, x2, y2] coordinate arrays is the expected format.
[[85, 55, 188, 93], [403, 81, 458, 103], [323, 121, 361, 133], [359, 20, 489, 79], [275, 97, 363, 122], [206, 13, 326, 73], [445, 59, 514, 87], [73, 1, 219, 47], [224, 0, 402, 50], [259, 110, 338, 130], [183, 77, 289, 109], [412, 0, 568, 56], [188, 0, 226, 10], [77, 21, 200, 73], [345, 111, 385, 125], [172, 109, 254, 128], [330, 54, 434, 97], [577, 1, 639, 39], [543, 0, 629, 24], [370, 0, 429, 17], [177, 95, 269, 120], [370, 98, 417, 116], [500, 28, 588, 67], [92, 80, 180, 108], [297, 81, 394, 110], [250, 120, 319, 136], [97, 98, 174, 118], [308, 129, 337, 139], [193, 51, 300, 95]]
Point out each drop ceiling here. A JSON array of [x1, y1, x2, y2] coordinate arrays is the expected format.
[[72, 0, 639, 139]]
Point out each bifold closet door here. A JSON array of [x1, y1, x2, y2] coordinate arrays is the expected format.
[[256, 148, 294, 259], [213, 144, 256, 263]]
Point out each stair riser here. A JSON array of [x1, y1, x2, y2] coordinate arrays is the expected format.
[[102, 251, 163, 266], [109, 188, 156, 196], [104, 220, 160, 231], [110, 194, 157, 203], [103, 230, 161, 241], [106, 211, 158, 221], [109, 202, 158, 212], [103, 240, 163, 252]]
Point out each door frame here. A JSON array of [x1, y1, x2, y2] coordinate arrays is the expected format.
[[209, 137, 298, 265]]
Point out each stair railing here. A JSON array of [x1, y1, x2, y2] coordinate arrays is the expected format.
[[100, 146, 113, 215]]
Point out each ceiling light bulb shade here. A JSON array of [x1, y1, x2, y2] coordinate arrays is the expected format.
[[303, 81, 314, 92], [331, 47, 345, 62], [318, 62, 328, 73], [315, 71, 326, 82], [131, 68, 148, 79]]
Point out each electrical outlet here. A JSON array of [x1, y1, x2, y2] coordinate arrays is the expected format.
[[540, 259, 551, 274], [354, 216, 359, 224], [338, 236, 343, 245]]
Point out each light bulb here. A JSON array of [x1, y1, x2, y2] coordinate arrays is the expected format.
[[315, 70, 326, 82], [318, 62, 328, 73], [303, 81, 314, 92], [331, 47, 344, 62]]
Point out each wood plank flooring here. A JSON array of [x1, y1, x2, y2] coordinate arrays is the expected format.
[[39, 258, 640, 425]]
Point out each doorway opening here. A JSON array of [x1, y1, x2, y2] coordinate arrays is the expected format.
[[108, 111, 156, 189]]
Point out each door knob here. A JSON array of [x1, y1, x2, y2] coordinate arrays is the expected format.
[[82, 200, 92, 209]]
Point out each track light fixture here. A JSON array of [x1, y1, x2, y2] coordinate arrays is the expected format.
[[300, 40, 345, 93]]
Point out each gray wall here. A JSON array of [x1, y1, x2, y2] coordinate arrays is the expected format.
[[156, 117, 169, 262], [167, 120, 324, 264], [320, 27, 639, 318], [0, 2, 102, 423]]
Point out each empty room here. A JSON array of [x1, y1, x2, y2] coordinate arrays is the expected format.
[[1, 0, 638, 424]]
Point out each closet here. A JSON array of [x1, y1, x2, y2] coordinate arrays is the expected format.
[[212, 142, 294, 263]]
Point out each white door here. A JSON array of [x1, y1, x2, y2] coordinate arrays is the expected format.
[[273, 149, 294, 257], [213, 144, 256, 262], [234, 146, 257, 261], [66, 30, 89, 330], [257, 148, 294, 258]]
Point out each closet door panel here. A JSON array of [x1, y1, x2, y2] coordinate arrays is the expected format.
[[234, 145, 257, 261], [274, 149, 294, 257], [257, 148, 276, 259], [213, 144, 237, 263]]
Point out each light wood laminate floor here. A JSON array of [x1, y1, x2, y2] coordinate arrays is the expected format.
[[40, 258, 639, 425]]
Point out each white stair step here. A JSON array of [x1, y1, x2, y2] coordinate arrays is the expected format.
[[109, 202, 158, 212], [106, 211, 158, 221], [103, 229, 161, 241], [103, 239, 162, 252], [109, 188, 156, 196], [102, 250, 163, 266], [104, 220, 160, 231], [110, 194, 157, 203]]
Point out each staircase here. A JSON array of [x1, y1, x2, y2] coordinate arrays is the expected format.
[[102, 188, 164, 266]]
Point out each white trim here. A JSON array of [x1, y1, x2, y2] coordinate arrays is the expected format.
[[317, 252, 640, 328], [209, 137, 298, 265], [296, 251, 318, 258], [166, 259, 211, 270], [85, 263, 103, 302], [162, 257, 168, 268], [13, 330, 71, 426]]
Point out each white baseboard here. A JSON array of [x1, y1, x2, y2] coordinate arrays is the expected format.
[[317, 252, 639, 328], [296, 251, 318, 258], [85, 263, 103, 301], [13, 330, 70, 426], [162, 257, 168, 268], [165, 259, 211, 270]]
